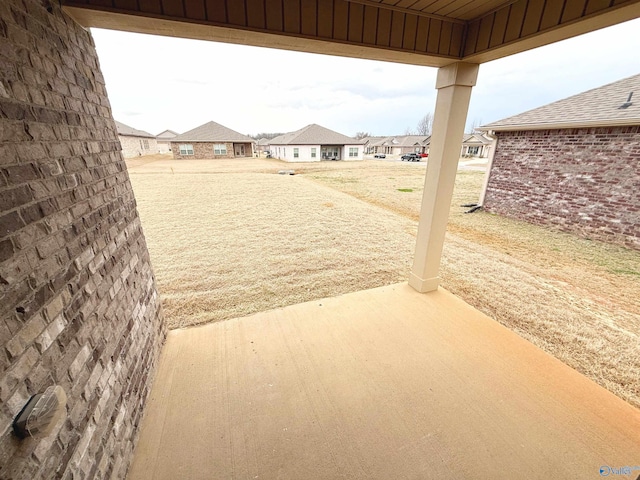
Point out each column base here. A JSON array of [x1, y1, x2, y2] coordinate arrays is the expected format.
[[408, 273, 440, 293]]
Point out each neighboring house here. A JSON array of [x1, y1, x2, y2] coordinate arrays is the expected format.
[[115, 121, 158, 158], [255, 137, 271, 156], [363, 135, 430, 156], [269, 124, 364, 162], [479, 73, 640, 250], [170, 121, 255, 159], [460, 133, 493, 157], [156, 129, 179, 153]]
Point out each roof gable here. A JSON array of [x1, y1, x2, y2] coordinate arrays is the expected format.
[[482, 73, 640, 131], [172, 121, 254, 143], [115, 120, 155, 138], [156, 129, 179, 139], [269, 124, 362, 145]]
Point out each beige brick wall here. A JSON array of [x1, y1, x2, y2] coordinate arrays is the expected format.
[[484, 127, 640, 250], [0, 1, 166, 478], [118, 135, 158, 158]]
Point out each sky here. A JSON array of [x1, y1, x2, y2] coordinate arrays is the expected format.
[[91, 17, 640, 138]]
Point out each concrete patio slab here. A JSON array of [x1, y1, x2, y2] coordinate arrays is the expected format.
[[128, 284, 640, 480]]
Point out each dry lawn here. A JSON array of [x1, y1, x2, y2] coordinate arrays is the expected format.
[[127, 154, 640, 409]]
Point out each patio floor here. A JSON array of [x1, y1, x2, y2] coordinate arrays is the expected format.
[[127, 284, 640, 480]]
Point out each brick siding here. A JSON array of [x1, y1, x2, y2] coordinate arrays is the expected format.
[[0, 1, 166, 479], [171, 141, 253, 159], [118, 135, 158, 159], [484, 127, 640, 249]]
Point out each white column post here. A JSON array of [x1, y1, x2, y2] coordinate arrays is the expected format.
[[409, 62, 479, 293]]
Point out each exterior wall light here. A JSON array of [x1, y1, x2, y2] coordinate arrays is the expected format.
[[12, 385, 67, 439]]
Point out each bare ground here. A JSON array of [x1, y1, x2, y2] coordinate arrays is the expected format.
[[127, 154, 640, 408]]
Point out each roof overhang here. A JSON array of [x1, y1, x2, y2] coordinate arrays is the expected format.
[[62, 0, 640, 68], [480, 119, 640, 132]]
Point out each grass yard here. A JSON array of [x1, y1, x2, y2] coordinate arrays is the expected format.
[[127, 155, 640, 409]]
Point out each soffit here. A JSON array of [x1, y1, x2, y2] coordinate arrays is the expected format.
[[62, 0, 640, 67]]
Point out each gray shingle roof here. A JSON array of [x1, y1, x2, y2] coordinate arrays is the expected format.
[[156, 129, 179, 139], [172, 121, 254, 143], [269, 124, 363, 145], [481, 73, 640, 131], [115, 121, 155, 138]]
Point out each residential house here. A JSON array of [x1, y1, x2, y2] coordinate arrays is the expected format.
[[269, 124, 364, 162], [170, 121, 255, 159], [156, 129, 179, 153], [255, 137, 271, 156], [364, 135, 430, 156], [479, 73, 640, 249], [115, 120, 158, 158], [460, 133, 493, 157]]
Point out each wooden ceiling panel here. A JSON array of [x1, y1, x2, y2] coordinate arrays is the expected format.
[[503, 1, 526, 42], [402, 11, 419, 49], [205, 0, 226, 22], [246, 0, 267, 29], [489, 7, 509, 47], [62, 0, 640, 67], [362, 5, 379, 44], [561, 0, 589, 22], [347, 2, 365, 42], [301, 0, 318, 35], [389, 10, 406, 48]]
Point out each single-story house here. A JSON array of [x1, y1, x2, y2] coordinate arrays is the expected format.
[[479, 73, 640, 250], [255, 137, 271, 156], [170, 121, 255, 159], [115, 121, 158, 158], [461, 133, 493, 157], [269, 124, 364, 162], [156, 129, 179, 153], [364, 135, 430, 156]]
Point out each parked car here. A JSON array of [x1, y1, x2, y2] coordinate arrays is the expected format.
[[374, 153, 386, 158], [418, 153, 428, 158], [401, 153, 420, 162]]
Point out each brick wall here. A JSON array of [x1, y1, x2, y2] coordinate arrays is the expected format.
[[484, 127, 640, 249], [170, 141, 235, 159], [118, 135, 158, 158], [0, 1, 166, 479]]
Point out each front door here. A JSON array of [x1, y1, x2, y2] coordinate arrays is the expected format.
[[234, 144, 245, 157]]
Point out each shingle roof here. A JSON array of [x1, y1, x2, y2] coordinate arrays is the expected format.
[[115, 121, 155, 138], [462, 133, 492, 145], [481, 73, 640, 131], [269, 124, 363, 145], [369, 135, 430, 147], [156, 129, 179, 139], [172, 121, 254, 143]]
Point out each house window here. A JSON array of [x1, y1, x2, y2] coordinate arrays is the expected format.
[[468, 146, 480, 155], [214, 144, 227, 155], [349, 147, 358, 158], [143, 139, 149, 149], [294, 148, 299, 158], [179, 144, 194, 155], [311, 148, 316, 158]]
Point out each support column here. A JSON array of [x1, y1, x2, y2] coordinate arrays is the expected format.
[[409, 62, 479, 292]]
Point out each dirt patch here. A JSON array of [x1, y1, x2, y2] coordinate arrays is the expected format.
[[127, 156, 640, 408]]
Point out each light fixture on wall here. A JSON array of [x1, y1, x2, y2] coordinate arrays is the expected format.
[[12, 385, 67, 439]]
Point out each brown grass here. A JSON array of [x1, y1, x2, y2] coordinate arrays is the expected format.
[[128, 154, 640, 408]]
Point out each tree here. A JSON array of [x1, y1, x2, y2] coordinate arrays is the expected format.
[[466, 118, 483, 133], [416, 113, 433, 135], [404, 126, 416, 135], [354, 131, 370, 140]]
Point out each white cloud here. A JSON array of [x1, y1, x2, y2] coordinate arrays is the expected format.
[[91, 17, 640, 137]]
